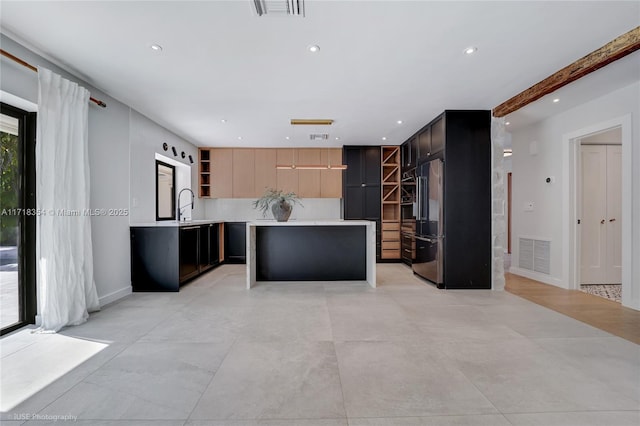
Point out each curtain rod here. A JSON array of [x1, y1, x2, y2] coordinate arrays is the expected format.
[[1, 49, 107, 108]]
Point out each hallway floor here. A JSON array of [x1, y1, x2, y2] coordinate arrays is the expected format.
[[1, 264, 639, 426]]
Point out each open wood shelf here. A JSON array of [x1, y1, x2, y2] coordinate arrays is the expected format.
[[199, 148, 213, 198], [381, 146, 401, 259]]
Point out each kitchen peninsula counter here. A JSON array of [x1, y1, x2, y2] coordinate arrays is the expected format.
[[129, 219, 223, 227], [246, 220, 376, 289], [130, 220, 224, 291]]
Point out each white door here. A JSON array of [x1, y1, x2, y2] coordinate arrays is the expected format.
[[580, 145, 607, 284], [580, 144, 622, 284], [605, 145, 622, 283]]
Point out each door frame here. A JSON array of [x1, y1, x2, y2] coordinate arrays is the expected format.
[[0, 102, 37, 335], [562, 114, 631, 302], [507, 172, 512, 254]]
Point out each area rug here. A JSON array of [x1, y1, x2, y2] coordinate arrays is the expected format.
[[580, 284, 622, 303]]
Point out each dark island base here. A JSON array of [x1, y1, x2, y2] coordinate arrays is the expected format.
[[255, 226, 367, 281]]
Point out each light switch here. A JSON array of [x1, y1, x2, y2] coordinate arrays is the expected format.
[[524, 202, 534, 212]]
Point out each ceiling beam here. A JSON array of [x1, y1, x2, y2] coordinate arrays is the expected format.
[[493, 26, 640, 118]]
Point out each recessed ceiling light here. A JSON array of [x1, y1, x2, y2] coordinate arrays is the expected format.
[[237, 136, 243, 140], [308, 45, 320, 53], [396, 120, 403, 125], [285, 136, 290, 140], [150, 44, 163, 52], [505, 121, 510, 126], [221, 119, 227, 123], [335, 137, 340, 140], [553, 98, 560, 103], [382, 137, 387, 141], [464, 46, 477, 55]]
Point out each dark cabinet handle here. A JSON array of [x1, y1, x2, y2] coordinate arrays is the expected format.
[[600, 219, 605, 224], [609, 218, 616, 222]]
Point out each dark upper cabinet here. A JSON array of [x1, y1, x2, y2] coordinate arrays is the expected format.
[[363, 147, 382, 184], [343, 146, 381, 221], [401, 137, 417, 171], [412, 114, 445, 164], [417, 126, 431, 158], [430, 116, 444, 155], [344, 147, 364, 186]]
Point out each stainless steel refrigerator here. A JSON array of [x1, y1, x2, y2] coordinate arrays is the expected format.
[[412, 158, 444, 287]]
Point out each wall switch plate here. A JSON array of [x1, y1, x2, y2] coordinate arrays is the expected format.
[[524, 201, 534, 212]]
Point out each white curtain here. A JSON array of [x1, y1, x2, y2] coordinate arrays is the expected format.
[[35, 67, 100, 332]]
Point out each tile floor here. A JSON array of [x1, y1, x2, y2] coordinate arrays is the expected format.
[[1, 264, 639, 426]]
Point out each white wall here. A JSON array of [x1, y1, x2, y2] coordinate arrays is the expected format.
[[510, 81, 640, 310], [129, 109, 202, 223], [205, 198, 341, 221], [0, 33, 201, 305]]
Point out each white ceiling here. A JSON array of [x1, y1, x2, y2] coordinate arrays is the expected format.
[[1, 1, 638, 148]]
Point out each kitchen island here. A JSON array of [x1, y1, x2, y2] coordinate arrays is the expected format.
[[246, 220, 376, 289]]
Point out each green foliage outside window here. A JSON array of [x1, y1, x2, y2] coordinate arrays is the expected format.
[[0, 131, 19, 246]]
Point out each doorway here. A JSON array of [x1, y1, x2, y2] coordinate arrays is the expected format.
[[0, 103, 37, 335], [578, 129, 622, 302], [563, 115, 631, 307]]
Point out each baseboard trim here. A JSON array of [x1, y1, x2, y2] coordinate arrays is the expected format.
[[98, 286, 132, 307], [508, 267, 565, 288]]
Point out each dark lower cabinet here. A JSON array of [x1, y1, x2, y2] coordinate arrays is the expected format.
[[225, 222, 246, 264], [131, 222, 221, 292], [401, 232, 415, 266], [199, 223, 219, 271], [179, 226, 200, 282]]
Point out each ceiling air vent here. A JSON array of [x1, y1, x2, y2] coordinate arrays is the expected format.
[[309, 134, 329, 141], [253, 0, 305, 16]]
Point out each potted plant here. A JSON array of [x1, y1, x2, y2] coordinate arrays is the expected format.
[[253, 188, 303, 222]]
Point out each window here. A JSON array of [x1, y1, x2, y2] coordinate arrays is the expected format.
[[1, 103, 37, 335]]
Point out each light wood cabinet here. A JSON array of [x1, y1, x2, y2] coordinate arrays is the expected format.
[[199, 147, 342, 199], [254, 148, 277, 197], [232, 149, 255, 198], [276, 148, 299, 194], [211, 148, 233, 198], [298, 148, 322, 198], [321, 148, 343, 198]]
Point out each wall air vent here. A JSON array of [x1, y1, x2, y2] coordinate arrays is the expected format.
[[253, 0, 305, 16], [518, 237, 551, 274], [309, 134, 329, 141]]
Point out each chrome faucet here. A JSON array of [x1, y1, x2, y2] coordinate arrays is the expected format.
[[177, 188, 195, 221]]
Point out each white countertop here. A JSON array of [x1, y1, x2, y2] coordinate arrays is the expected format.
[[130, 219, 223, 227], [130, 219, 374, 227], [247, 220, 374, 226]]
